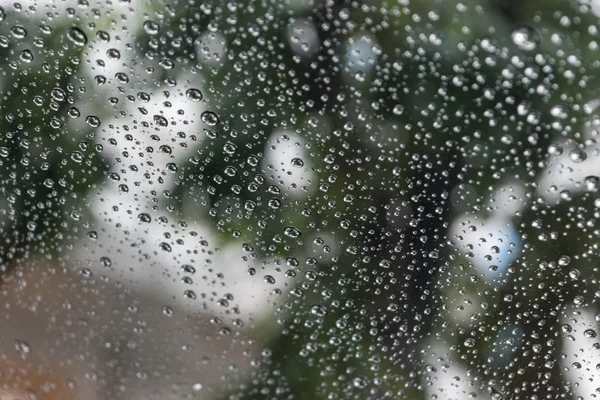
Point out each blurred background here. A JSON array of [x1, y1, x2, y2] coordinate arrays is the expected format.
[[0, 0, 599, 399]]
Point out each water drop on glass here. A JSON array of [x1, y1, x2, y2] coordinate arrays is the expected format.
[[67, 27, 88, 46], [511, 26, 540, 51], [143, 20, 160, 35], [186, 88, 203, 102]]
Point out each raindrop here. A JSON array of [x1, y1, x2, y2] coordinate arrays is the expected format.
[[183, 290, 197, 300], [96, 30, 110, 43], [511, 26, 540, 51], [106, 48, 121, 60], [67, 27, 88, 46], [186, 88, 203, 102], [310, 304, 327, 317], [86, 115, 101, 127], [201, 111, 219, 126], [162, 306, 174, 317], [352, 376, 369, 389], [71, 151, 84, 163], [10, 25, 28, 39], [569, 148, 587, 163], [143, 20, 160, 35], [138, 213, 151, 223], [100, 257, 112, 268], [291, 158, 304, 167], [284, 226, 302, 238], [19, 49, 33, 63], [584, 329, 597, 339]]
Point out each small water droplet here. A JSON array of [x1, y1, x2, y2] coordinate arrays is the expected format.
[[162, 306, 174, 317]]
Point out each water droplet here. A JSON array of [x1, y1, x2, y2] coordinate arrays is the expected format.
[[115, 72, 129, 84], [201, 111, 219, 126], [585, 176, 599, 192], [143, 20, 160, 35], [106, 48, 121, 60], [86, 115, 101, 127], [71, 151, 84, 163], [181, 264, 196, 274], [284, 226, 302, 238], [10, 25, 28, 39], [558, 255, 571, 266], [511, 26, 540, 51], [154, 115, 168, 127], [19, 49, 33, 63], [569, 269, 581, 280], [352, 376, 369, 389], [160, 242, 172, 252], [310, 304, 327, 317], [68, 107, 81, 118], [291, 158, 304, 167], [184, 290, 197, 300], [223, 142, 237, 154], [14, 340, 31, 360], [186, 88, 203, 102], [569, 148, 587, 163], [584, 329, 597, 339], [96, 30, 110, 43], [392, 104, 404, 115], [550, 105, 569, 119], [100, 257, 112, 267], [138, 213, 151, 223], [67, 27, 88, 46]]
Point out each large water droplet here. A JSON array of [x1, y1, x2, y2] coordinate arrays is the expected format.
[[143, 20, 160, 35], [186, 88, 203, 102], [511, 26, 540, 51], [67, 27, 88, 46]]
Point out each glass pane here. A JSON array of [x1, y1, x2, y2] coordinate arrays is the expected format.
[[0, 0, 598, 399]]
